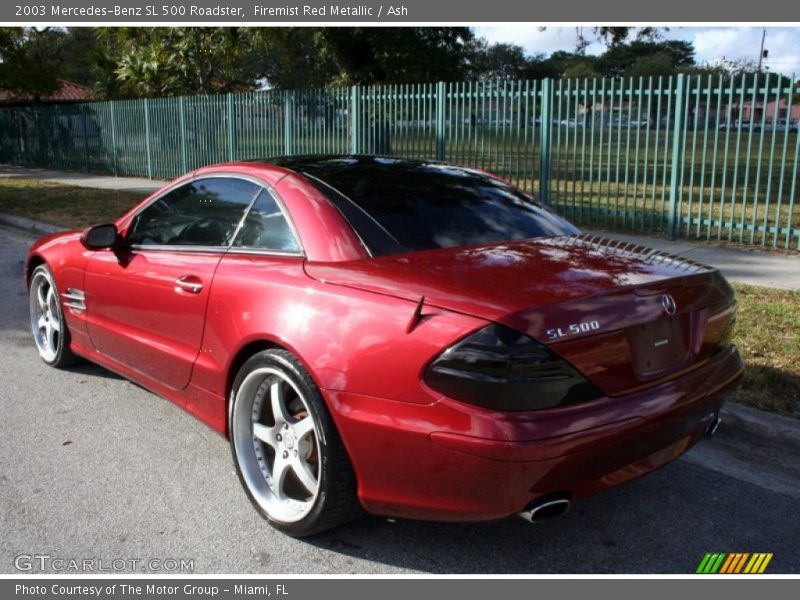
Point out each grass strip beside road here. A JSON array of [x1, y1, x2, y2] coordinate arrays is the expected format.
[[733, 284, 800, 418], [1, 176, 798, 418], [0, 177, 143, 229]]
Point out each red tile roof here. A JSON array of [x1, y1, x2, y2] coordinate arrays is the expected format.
[[0, 79, 92, 103]]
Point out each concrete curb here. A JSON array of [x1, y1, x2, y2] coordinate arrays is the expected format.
[[720, 402, 800, 454], [0, 213, 67, 236], [2, 212, 799, 455]]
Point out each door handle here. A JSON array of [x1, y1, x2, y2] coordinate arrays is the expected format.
[[175, 275, 203, 294]]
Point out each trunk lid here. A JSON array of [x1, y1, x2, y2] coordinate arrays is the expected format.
[[305, 234, 737, 396]]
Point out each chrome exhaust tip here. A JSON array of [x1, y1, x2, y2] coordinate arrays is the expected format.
[[707, 416, 722, 437], [518, 495, 572, 523]]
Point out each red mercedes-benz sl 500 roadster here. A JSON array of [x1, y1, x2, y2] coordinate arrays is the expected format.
[[26, 156, 743, 536]]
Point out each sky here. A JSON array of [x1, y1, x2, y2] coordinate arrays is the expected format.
[[475, 26, 800, 77]]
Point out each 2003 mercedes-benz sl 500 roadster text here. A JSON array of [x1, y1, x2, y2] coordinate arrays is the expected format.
[[26, 156, 744, 536]]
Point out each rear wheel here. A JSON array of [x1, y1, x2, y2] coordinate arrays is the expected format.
[[229, 349, 360, 536], [28, 265, 79, 368]]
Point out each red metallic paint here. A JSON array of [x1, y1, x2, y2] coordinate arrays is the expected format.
[[25, 160, 744, 523], [274, 173, 366, 262], [83, 248, 222, 389], [326, 346, 741, 520]]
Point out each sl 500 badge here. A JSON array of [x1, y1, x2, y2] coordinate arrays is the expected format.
[[546, 320, 600, 340]]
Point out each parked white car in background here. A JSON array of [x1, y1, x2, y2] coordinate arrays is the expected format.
[[719, 119, 799, 132], [763, 119, 799, 133]]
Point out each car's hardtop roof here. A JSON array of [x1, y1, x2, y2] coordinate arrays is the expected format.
[[247, 155, 500, 187], [251, 154, 444, 172], [243, 155, 564, 257]]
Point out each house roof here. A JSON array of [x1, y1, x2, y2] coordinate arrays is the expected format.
[[0, 79, 92, 104]]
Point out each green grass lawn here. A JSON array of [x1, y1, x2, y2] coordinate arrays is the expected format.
[[732, 284, 800, 418], [0, 176, 797, 417], [0, 177, 143, 229]]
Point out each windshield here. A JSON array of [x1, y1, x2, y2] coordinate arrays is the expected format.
[[295, 157, 579, 257]]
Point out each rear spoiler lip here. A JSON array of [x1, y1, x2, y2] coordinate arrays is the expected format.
[[564, 233, 714, 275]]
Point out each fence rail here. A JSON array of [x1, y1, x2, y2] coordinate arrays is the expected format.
[[1, 73, 798, 249]]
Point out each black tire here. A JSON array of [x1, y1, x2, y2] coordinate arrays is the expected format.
[[229, 349, 360, 537], [28, 264, 80, 368]]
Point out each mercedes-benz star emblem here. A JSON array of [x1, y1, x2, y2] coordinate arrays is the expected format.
[[661, 293, 677, 315]]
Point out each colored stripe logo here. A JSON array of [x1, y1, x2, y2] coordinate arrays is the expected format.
[[696, 553, 773, 574]]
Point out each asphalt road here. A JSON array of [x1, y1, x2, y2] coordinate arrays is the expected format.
[[1, 224, 798, 574]]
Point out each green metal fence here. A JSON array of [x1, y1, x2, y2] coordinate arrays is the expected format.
[[1, 73, 798, 249]]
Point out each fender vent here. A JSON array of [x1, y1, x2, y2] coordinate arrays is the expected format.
[[62, 288, 86, 314]]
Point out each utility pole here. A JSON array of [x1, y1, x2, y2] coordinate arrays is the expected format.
[[757, 28, 767, 72]]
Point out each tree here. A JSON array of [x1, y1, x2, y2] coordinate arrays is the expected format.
[[0, 28, 123, 100], [469, 42, 529, 80], [624, 52, 678, 78], [97, 28, 260, 97], [4, 27, 481, 97], [541, 51, 600, 78], [52, 28, 118, 92], [218, 27, 479, 89], [563, 61, 601, 79], [681, 59, 794, 88], [522, 56, 563, 81], [576, 27, 665, 52], [468, 41, 559, 81], [245, 29, 335, 90], [597, 41, 695, 77], [0, 28, 61, 99], [468, 42, 521, 80], [302, 27, 477, 86]]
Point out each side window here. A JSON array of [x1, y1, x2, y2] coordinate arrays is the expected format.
[[232, 190, 300, 253], [127, 177, 260, 247]]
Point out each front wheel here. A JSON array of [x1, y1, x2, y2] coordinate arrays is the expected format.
[[28, 264, 79, 368], [229, 349, 360, 537]]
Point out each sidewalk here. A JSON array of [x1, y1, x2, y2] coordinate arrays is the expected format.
[[0, 164, 164, 196], [1, 164, 799, 290]]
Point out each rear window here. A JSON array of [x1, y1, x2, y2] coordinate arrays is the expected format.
[[303, 158, 578, 256]]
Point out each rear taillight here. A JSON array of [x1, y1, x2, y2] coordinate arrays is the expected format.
[[424, 323, 602, 411], [709, 302, 738, 353]]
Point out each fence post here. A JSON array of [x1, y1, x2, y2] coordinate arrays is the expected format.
[[668, 73, 686, 241], [350, 85, 361, 154], [81, 104, 90, 173], [178, 97, 188, 172], [227, 93, 237, 161], [51, 104, 59, 167], [283, 90, 293, 156], [19, 109, 26, 165], [109, 100, 119, 176], [143, 98, 154, 179], [15, 110, 23, 164], [539, 78, 553, 203], [34, 109, 44, 166], [436, 81, 446, 161]]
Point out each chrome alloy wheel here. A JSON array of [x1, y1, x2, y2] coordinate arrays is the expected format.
[[29, 270, 62, 363], [232, 367, 321, 523]]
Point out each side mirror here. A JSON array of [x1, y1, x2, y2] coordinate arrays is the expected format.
[[81, 224, 118, 250]]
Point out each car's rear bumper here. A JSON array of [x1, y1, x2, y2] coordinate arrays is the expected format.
[[325, 345, 744, 522]]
